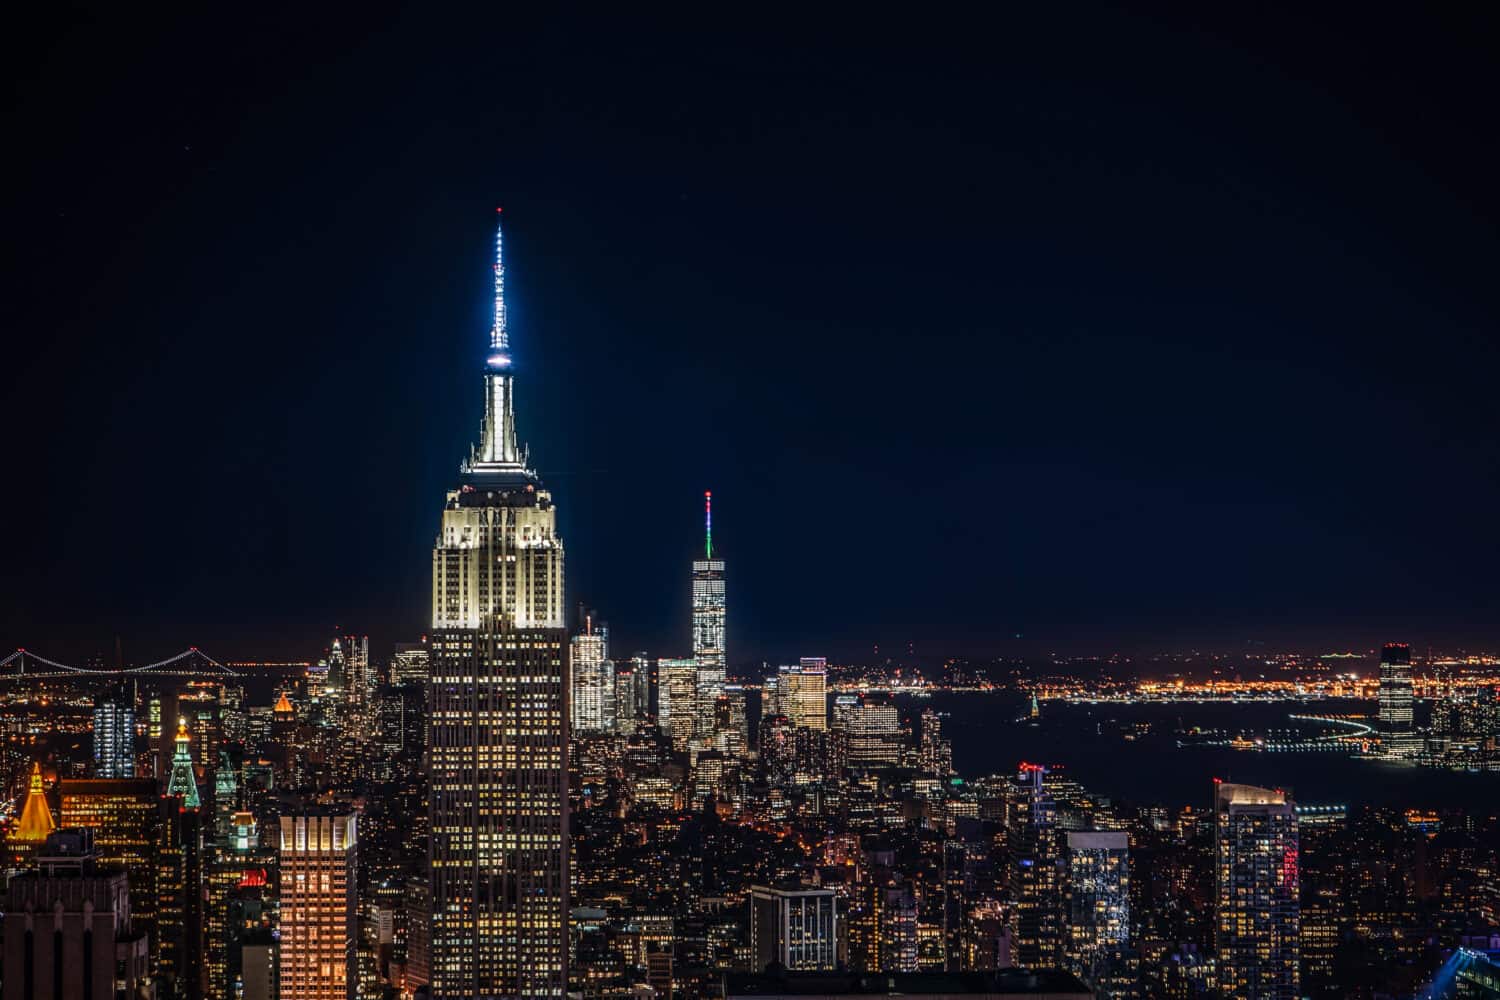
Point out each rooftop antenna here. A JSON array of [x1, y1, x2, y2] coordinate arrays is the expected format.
[[705, 491, 713, 560]]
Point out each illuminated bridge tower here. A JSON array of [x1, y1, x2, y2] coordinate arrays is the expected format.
[[428, 210, 568, 999]]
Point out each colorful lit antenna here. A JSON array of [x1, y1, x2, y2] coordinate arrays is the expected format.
[[487, 207, 510, 368], [705, 491, 713, 560]]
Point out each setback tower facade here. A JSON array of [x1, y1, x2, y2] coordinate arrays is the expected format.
[[428, 211, 568, 998]]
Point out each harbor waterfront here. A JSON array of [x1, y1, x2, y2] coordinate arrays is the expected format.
[[912, 692, 1500, 810]]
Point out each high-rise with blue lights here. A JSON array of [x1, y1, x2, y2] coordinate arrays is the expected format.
[[428, 212, 568, 998], [93, 684, 135, 778]]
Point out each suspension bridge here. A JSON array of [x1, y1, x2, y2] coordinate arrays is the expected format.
[[0, 647, 239, 681]]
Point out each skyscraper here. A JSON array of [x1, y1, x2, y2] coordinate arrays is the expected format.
[[1378, 641, 1414, 731], [428, 211, 568, 998], [692, 491, 726, 671], [613, 660, 640, 732], [1063, 831, 1130, 990], [3, 829, 151, 999], [158, 719, 206, 999], [93, 683, 136, 778], [657, 658, 700, 752], [6, 761, 55, 878], [392, 640, 431, 685], [843, 696, 901, 768], [279, 812, 358, 1000], [749, 885, 841, 972], [1007, 764, 1063, 969], [571, 612, 614, 734], [60, 778, 159, 968], [1214, 782, 1299, 1000], [778, 662, 828, 731]]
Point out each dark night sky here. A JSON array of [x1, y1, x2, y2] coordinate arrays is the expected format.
[[3, 7, 1497, 664]]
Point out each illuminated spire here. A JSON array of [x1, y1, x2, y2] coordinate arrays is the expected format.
[[705, 491, 713, 559], [165, 717, 201, 809], [13, 761, 55, 843], [488, 207, 510, 366], [274, 689, 293, 714], [470, 209, 528, 474]]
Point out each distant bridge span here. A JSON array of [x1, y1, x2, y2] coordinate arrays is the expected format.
[[0, 648, 239, 681]]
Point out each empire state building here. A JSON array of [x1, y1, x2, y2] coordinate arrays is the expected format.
[[429, 211, 568, 998]]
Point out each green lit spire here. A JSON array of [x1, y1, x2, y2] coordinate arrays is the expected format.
[[165, 717, 201, 809], [705, 490, 713, 559]]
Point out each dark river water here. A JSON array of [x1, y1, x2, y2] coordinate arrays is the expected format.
[[904, 692, 1500, 812]]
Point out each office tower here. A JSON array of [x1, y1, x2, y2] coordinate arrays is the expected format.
[[214, 751, 239, 840], [778, 662, 828, 731], [658, 658, 700, 752], [405, 875, 432, 993], [844, 696, 901, 768], [692, 749, 728, 805], [749, 885, 840, 972], [762, 671, 784, 718], [3, 829, 151, 999], [428, 212, 568, 998], [159, 718, 207, 999], [1214, 782, 1299, 1000], [149, 693, 171, 779], [278, 812, 358, 999], [692, 491, 726, 670], [6, 761, 56, 870], [221, 811, 277, 1000], [180, 688, 223, 777], [942, 839, 994, 972], [220, 682, 247, 748], [1378, 641, 1414, 730], [614, 661, 640, 731], [1064, 831, 1130, 988], [325, 636, 347, 703], [376, 683, 426, 780], [629, 653, 652, 717], [392, 640, 431, 685], [166, 716, 202, 809], [694, 661, 727, 743], [343, 633, 372, 706], [205, 753, 244, 1000], [571, 612, 615, 734], [60, 778, 159, 963], [881, 885, 921, 972], [716, 685, 751, 759], [919, 708, 953, 776], [1007, 764, 1063, 969], [93, 683, 136, 778]]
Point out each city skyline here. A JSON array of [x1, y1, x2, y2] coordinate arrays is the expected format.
[[3, 11, 1500, 998]]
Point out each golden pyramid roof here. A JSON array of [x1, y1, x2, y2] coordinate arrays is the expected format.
[[13, 761, 56, 843]]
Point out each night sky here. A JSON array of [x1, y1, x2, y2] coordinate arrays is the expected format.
[[4, 8, 1497, 664]]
